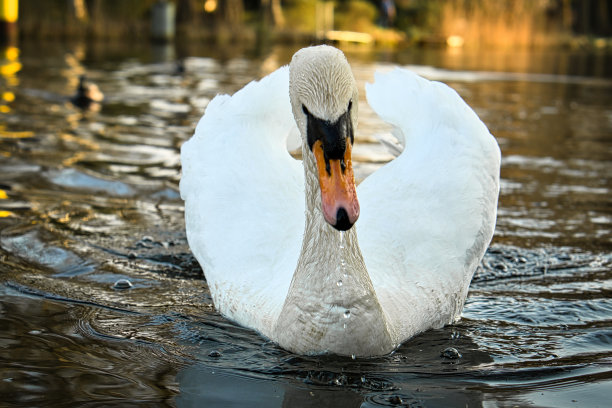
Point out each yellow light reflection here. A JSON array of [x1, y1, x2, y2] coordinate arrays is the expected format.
[[0, 60, 20, 76], [2, 91, 14, 102], [5, 46, 19, 60], [0, 190, 13, 218], [0, 0, 19, 23], [62, 151, 86, 167], [447, 35, 465, 48], [204, 0, 217, 13], [0, 129, 33, 138], [60, 133, 99, 149], [1, 46, 21, 86]]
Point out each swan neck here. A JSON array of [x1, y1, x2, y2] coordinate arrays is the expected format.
[[272, 143, 394, 356]]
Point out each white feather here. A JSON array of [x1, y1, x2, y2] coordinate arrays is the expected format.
[[180, 67, 304, 338], [359, 68, 501, 343]]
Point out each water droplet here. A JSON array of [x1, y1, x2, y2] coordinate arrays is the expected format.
[[440, 347, 462, 359], [112, 278, 133, 290], [351, 354, 356, 360], [343, 323, 347, 329], [336, 280, 343, 287], [339, 230, 345, 249], [344, 309, 351, 318]]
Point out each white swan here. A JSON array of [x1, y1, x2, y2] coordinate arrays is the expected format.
[[180, 45, 500, 357]]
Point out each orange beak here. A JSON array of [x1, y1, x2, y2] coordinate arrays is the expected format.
[[312, 139, 360, 230]]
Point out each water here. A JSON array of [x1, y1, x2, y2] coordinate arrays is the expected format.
[[1, 40, 611, 406]]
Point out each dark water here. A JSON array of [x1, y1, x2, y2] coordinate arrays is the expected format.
[[0, 40, 611, 407]]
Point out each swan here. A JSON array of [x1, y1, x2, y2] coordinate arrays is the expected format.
[[180, 45, 500, 357]]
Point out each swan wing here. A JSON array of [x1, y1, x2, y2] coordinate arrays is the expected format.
[[180, 67, 304, 338], [357, 68, 501, 343]]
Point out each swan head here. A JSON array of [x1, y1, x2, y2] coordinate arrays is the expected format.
[[289, 45, 360, 231]]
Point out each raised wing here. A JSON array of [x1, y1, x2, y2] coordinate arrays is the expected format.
[[180, 67, 304, 338], [357, 68, 501, 343]]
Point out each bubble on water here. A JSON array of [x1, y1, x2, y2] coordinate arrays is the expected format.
[[112, 279, 133, 290], [440, 347, 462, 359], [336, 280, 343, 287], [344, 309, 351, 318]]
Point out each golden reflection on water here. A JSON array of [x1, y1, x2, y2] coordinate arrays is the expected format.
[[0, 127, 34, 139], [0, 189, 14, 217], [0, 46, 20, 115], [0, 46, 21, 82]]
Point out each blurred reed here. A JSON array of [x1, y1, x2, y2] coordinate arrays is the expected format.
[[435, 0, 569, 47]]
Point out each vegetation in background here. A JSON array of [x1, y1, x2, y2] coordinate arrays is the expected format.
[[414, 0, 572, 47], [334, 0, 378, 33], [15, 0, 612, 48]]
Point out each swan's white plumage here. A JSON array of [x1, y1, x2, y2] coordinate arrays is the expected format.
[[358, 69, 500, 344], [181, 46, 500, 356], [181, 67, 304, 339]]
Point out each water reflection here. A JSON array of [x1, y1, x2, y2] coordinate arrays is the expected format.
[[0, 46, 20, 86], [0, 41, 610, 406], [0, 286, 179, 405], [389, 46, 612, 79]]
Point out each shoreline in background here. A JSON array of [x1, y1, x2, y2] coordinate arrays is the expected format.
[[11, 0, 612, 51]]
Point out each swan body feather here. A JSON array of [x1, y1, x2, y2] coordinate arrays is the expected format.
[[180, 46, 500, 356]]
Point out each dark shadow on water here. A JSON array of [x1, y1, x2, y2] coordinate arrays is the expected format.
[[173, 310, 496, 407], [0, 286, 180, 405]]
